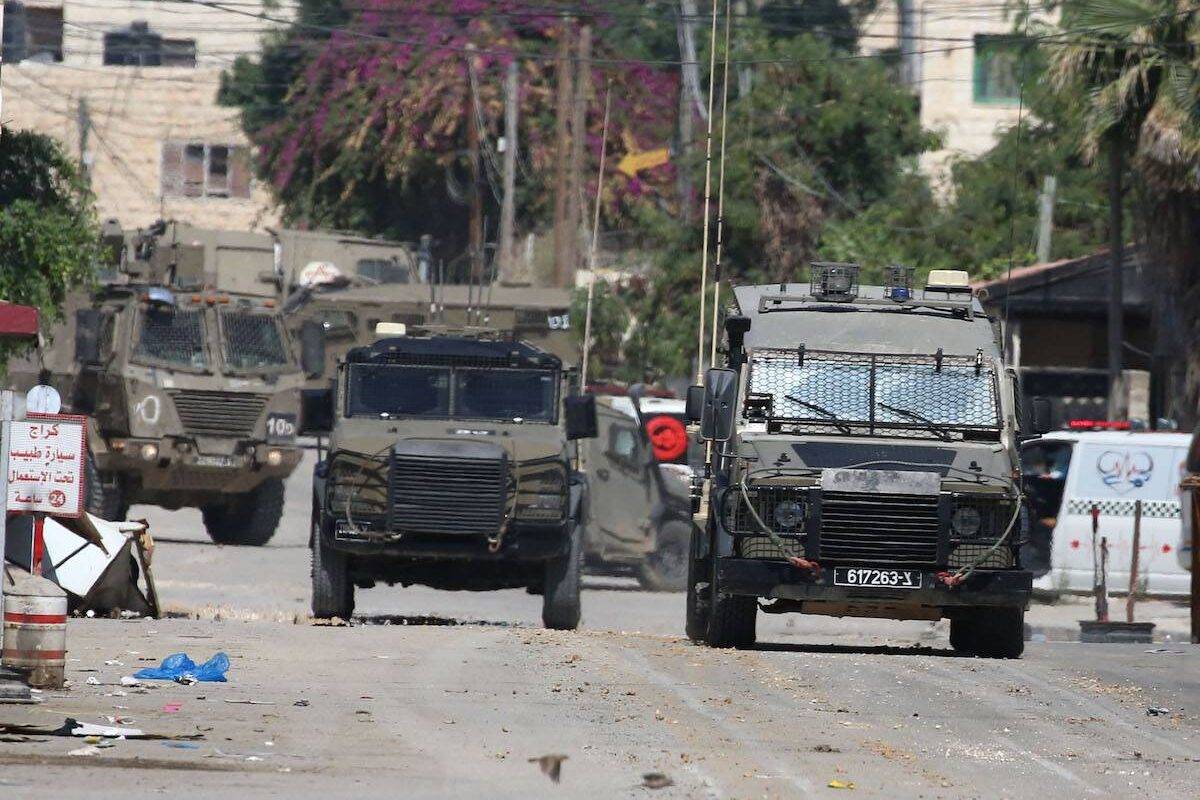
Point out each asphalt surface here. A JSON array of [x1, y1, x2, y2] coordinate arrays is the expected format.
[[2, 450, 1197, 798]]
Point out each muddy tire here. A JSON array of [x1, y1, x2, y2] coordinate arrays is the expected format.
[[950, 608, 1024, 659], [202, 478, 285, 546], [542, 522, 583, 630], [637, 520, 691, 592], [311, 516, 353, 620], [685, 526, 711, 642], [85, 451, 126, 521]]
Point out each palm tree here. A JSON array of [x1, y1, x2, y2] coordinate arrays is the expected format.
[[1049, 0, 1200, 422]]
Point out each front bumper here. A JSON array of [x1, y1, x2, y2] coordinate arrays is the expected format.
[[717, 557, 1032, 609], [323, 517, 573, 563], [98, 439, 303, 491]]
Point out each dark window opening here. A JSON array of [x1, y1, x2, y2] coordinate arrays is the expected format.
[[973, 35, 1025, 104], [104, 21, 196, 67], [2, 2, 64, 63], [357, 258, 410, 284]]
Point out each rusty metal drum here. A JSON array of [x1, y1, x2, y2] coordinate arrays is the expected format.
[[2, 568, 67, 689]]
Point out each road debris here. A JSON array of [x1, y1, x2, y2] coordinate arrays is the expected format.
[[529, 753, 568, 783], [642, 772, 674, 789], [829, 778, 856, 789], [134, 652, 229, 683], [1146, 706, 1172, 716]]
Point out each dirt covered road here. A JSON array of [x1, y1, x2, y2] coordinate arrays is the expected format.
[[1, 451, 1196, 798]]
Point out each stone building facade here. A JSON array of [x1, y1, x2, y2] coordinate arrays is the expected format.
[[1, 0, 289, 230]]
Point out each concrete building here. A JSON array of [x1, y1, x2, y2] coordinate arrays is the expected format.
[[861, 0, 1042, 184], [1, 0, 290, 230]]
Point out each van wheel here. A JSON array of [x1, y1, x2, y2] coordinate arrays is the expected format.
[[950, 609, 1024, 659], [685, 527, 711, 642], [202, 478, 285, 546], [85, 451, 125, 521], [637, 520, 691, 592], [311, 516, 353, 620], [542, 522, 583, 630]]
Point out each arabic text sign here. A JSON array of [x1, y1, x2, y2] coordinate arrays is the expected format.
[[6, 414, 86, 517]]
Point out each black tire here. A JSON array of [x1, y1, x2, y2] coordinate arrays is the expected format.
[[951, 608, 1024, 659], [311, 516, 354, 620], [85, 451, 125, 521], [542, 522, 583, 630], [637, 520, 691, 592], [201, 478, 285, 546], [706, 593, 757, 649], [685, 526, 711, 642]]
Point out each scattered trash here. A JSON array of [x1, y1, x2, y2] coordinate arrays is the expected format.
[[812, 744, 840, 753], [223, 699, 274, 706], [175, 675, 198, 686], [1144, 648, 1185, 655], [104, 660, 124, 667], [529, 753, 568, 783], [642, 772, 674, 789], [68, 745, 101, 757], [0, 718, 202, 742], [120, 677, 141, 687], [1146, 706, 1171, 716], [85, 676, 100, 686], [829, 779, 856, 789], [134, 653, 229, 683], [293, 699, 310, 707], [162, 703, 183, 713], [71, 721, 145, 738]]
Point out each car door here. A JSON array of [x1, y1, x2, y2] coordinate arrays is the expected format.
[[593, 421, 654, 552]]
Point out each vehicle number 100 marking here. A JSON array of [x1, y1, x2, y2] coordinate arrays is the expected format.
[[834, 567, 922, 589], [267, 414, 297, 441]]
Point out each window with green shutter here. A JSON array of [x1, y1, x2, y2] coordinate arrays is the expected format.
[[973, 35, 1025, 105]]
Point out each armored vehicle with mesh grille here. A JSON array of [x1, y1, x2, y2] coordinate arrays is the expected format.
[[301, 326, 597, 628], [8, 220, 309, 545], [684, 266, 1042, 657]]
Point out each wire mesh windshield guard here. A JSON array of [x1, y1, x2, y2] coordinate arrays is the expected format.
[[220, 310, 290, 370], [135, 307, 207, 368], [747, 348, 1001, 437]]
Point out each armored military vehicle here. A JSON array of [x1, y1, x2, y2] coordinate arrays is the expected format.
[[9, 220, 311, 545], [582, 392, 701, 591], [685, 265, 1043, 657], [302, 324, 597, 628]]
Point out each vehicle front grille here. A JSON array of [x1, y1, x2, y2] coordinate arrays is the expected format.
[[389, 450, 508, 536], [169, 390, 267, 437], [818, 491, 940, 566], [738, 534, 804, 560]]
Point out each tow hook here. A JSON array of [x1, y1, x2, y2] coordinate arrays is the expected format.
[[787, 556, 821, 578], [935, 571, 964, 588], [487, 523, 509, 554]]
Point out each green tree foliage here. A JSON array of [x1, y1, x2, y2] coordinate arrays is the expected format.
[[0, 129, 100, 359]]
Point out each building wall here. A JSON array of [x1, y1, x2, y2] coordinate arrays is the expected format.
[[1, 0, 290, 230], [860, 0, 1045, 187]]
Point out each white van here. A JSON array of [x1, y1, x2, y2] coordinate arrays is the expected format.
[[1022, 429, 1191, 597]]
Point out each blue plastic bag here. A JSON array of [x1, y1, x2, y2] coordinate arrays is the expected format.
[[133, 652, 230, 682]]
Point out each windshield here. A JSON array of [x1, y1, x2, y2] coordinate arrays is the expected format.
[[748, 348, 1000, 436], [346, 364, 557, 422], [220, 310, 290, 371], [134, 307, 208, 369]]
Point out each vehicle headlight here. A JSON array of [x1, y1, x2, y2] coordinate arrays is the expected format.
[[951, 505, 983, 538], [327, 454, 388, 517], [773, 500, 806, 531], [519, 465, 567, 493], [515, 464, 568, 520]]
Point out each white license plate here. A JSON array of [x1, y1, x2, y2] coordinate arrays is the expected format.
[[195, 454, 238, 468], [834, 567, 922, 589]]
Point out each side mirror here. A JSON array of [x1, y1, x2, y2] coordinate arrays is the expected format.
[[564, 394, 598, 440], [700, 367, 738, 442], [724, 315, 752, 367], [74, 309, 104, 364], [684, 385, 704, 424], [1031, 396, 1053, 435], [299, 387, 334, 436], [300, 320, 327, 379]]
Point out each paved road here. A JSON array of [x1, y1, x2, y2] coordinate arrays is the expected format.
[[2, 450, 1197, 798]]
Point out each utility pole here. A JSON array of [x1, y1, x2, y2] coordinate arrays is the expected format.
[[1107, 139, 1125, 420], [498, 60, 519, 286], [1036, 175, 1057, 263], [465, 53, 484, 301], [566, 23, 591, 291], [675, 5, 695, 221], [551, 20, 574, 289], [897, 0, 920, 89], [77, 97, 92, 187]]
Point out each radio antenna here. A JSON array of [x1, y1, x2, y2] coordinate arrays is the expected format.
[[693, 0, 721, 382], [708, 0, 733, 370]]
